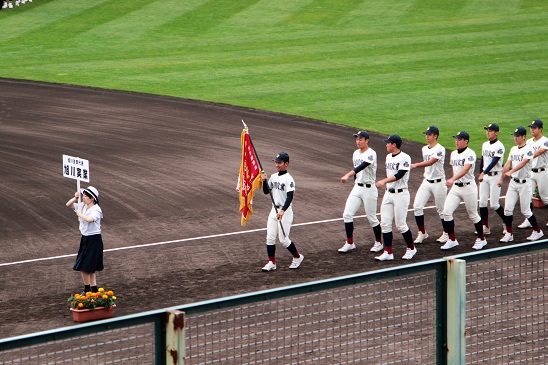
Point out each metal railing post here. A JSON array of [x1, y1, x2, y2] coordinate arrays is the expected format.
[[446, 258, 466, 365]]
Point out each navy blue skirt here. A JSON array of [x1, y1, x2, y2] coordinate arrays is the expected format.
[[73, 234, 104, 273]]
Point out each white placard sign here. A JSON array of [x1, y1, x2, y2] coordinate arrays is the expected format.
[[63, 155, 90, 183]]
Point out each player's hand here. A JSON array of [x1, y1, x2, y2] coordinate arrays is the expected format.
[[478, 172, 484, 182], [410, 163, 417, 169], [375, 181, 384, 188], [74, 191, 80, 199], [276, 210, 285, 220], [340, 176, 348, 183], [446, 179, 453, 187], [504, 171, 512, 178], [497, 179, 503, 187], [261, 172, 268, 181]]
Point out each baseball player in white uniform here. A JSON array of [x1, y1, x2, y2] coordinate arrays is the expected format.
[[260, 152, 304, 271], [441, 131, 487, 251], [375, 134, 416, 261], [338, 131, 383, 253], [410, 126, 448, 244], [478, 123, 506, 234], [498, 126, 544, 242], [518, 119, 548, 229]]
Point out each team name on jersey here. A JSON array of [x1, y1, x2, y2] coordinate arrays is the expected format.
[[482, 149, 503, 158], [272, 181, 292, 191], [451, 155, 474, 166], [386, 161, 407, 170], [354, 154, 374, 167], [423, 151, 443, 161], [510, 150, 533, 162]]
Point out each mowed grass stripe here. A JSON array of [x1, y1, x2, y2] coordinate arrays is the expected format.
[[0, 0, 546, 154]]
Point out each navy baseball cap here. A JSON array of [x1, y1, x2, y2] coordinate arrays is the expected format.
[[512, 126, 527, 136], [453, 131, 470, 140], [528, 119, 543, 128], [273, 152, 289, 163], [353, 130, 369, 139], [484, 123, 499, 132], [423, 126, 439, 135], [383, 134, 402, 147]]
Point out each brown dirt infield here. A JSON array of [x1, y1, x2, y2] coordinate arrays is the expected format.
[[1, 78, 546, 340]]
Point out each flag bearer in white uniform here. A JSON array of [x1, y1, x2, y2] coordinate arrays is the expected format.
[[478, 123, 506, 234], [410, 126, 448, 244], [518, 119, 548, 229], [498, 127, 544, 242], [441, 131, 488, 251], [339, 131, 383, 253], [375, 135, 416, 261], [260, 152, 304, 271]]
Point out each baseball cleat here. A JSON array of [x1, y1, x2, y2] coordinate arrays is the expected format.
[[261, 261, 276, 272], [436, 232, 449, 243], [289, 254, 304, 269], [526, 230, 544, 241], [370, 241, 383, 252], [499, 233, 514, 243], [402, 247, 417, 260], [375, 251, 394, 261], [441, 239, 458, 250], [338, 242, 356, 253], [518, 219, 532, 229], [472, 238, 488, 250], [414, 232, 429, 244]]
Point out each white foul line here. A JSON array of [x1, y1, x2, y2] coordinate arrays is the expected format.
[[0, 197, 502, 268]]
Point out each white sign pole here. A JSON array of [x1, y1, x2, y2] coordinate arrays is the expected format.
[[77, 179, 81, 204]]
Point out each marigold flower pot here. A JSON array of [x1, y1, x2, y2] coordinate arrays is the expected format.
[[532, 197, 545, 208], [70, 305, 115, 323]]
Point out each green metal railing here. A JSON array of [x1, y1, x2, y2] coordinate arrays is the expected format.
[[1, 239, 546, 364]]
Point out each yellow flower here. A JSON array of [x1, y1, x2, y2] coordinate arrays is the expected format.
[[112, 296, 116, 300], [102, 294, 108, 300], [98, 288, 105, 293]]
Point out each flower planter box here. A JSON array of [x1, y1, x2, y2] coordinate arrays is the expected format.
[[532, 197, 545, 208], [70, 305, 115, 323]]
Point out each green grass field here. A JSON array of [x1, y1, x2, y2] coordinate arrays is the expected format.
[[1, 0, 546, 153]]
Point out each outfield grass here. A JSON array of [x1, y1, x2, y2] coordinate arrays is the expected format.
[[0, 0, 546, 153]]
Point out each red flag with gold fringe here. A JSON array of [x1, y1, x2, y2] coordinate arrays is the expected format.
[[238, 127, 263, 226]]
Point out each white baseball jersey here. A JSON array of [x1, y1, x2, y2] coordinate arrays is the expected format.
[[504, 145, 535, 218], [527, 136, 548, 205], [266, 171, 295, 247], [508, 145, 534, 180], [479, 140, 505, 209], [481, 140, 505, 173], [343, 147, 379, 227], [385, 152, 411, 190], [268, 172, 295, 208], [353, 148, 377, 185], [450, 148, 477, 184], [413, 143, 447, 218], [526, 136, 548, 169], [421, 143, 445, 180], [443, 148, 480, 224], [380, 151, 411, 234]]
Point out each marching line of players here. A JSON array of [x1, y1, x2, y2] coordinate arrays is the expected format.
[[338, 119, 547, 262]]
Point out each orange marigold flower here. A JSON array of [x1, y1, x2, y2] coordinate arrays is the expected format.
[[102, 294, 108, 300], [78, 303, 84, 308], [107, 291, 114, 296]]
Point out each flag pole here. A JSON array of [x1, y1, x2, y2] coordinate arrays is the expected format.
[[243, 120, 287, 238]]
